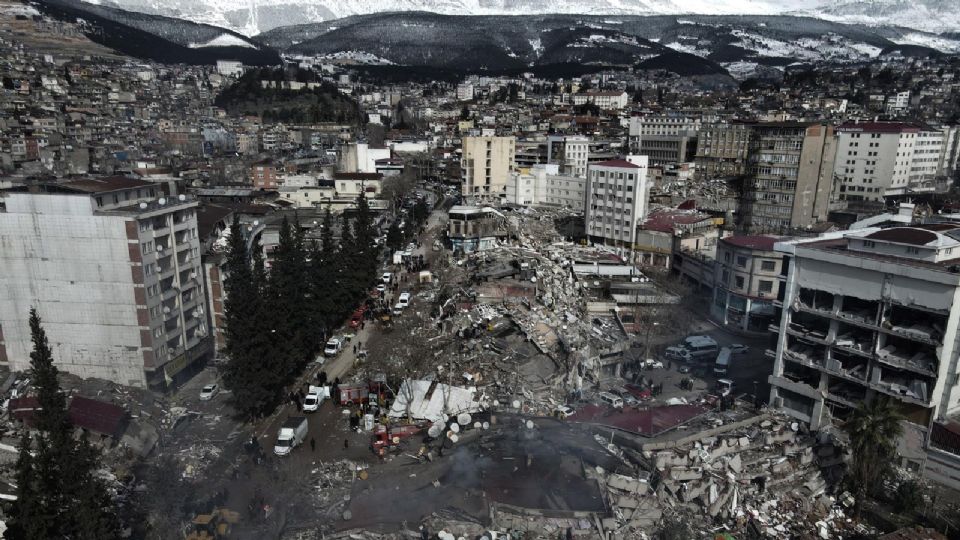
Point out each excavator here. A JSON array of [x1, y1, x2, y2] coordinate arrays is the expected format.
[[184, 508, 240, 540]]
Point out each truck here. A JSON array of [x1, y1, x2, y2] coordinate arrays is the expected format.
[[274, 416, 308, 456], [338, 377, 391, 406], [371, 423, 427, 453], [184, 508, 240, 540], [714, 347, 732, 376]]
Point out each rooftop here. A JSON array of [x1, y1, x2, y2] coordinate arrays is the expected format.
[[591, 158, 641, 169], [722, 235, 780, 251], [59, 176, 154, 194]]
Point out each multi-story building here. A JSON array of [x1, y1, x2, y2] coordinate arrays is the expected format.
[[460, 136, 516, 199], [456, 83, 475, 101], [835, 122, 948, 202], [628, 115, 700, 167], [585, 157, 650, 252], [339, 142, 391, 174], [742, 122, 837, 233], [505, 164, 586, 211], [695, 122, 751, 179], [769, 225, 960, 434], [0, 177, 211, 389], [572, 91, 629, 110], [711, 235, 784, 334], [250, 159, 280, 189], [546, 135, 589, 178]]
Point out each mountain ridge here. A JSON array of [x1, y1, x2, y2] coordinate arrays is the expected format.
[[83, 0, 960, 35]]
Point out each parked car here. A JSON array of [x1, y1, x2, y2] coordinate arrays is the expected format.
[[199, 383, 219, 401], [376, 284, 386, 293], [623, 383, 652, 400], [397, 292, 411, 308], [324, 337, 344, 357], [729, 344, 750, 354], [623, 395, 641, 408], [381, 272, 392, 284]]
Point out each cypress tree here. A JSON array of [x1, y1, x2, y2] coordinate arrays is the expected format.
[[386, 220, 404, 252], [268, 216, 310, 375], [6, 310, 119, 539], [222, 218, 278, 418]]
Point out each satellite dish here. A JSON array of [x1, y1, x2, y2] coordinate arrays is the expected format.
[[512, 400, 521, 409], [449, 433, 459, 443], [493, 399, 500, 407], [427, 425, 443, 438], [525, 420, 534, 429], [139, 202, 148, 210], [482, 422, 490, 430], [450, 423, 461, 433], [473, 422, 482, 429], [158, 197, 166, 205], [457, 413, 471, 425], [178, 194, 186, 201]]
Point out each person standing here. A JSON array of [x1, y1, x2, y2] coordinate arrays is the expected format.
[[310, 437, 316, 452]]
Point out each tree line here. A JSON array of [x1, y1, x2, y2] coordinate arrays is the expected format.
[[221, 195, 379, 420]]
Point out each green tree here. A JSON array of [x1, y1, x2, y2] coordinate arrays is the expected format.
[[460, 105, 470, 119], [844, 396, 904, 516], [6, 310, 119, 539], [386, 220, 404, 252], [413, 198, 430, 224], [268, 216, 311, 376], [221, 218, 279, 419]]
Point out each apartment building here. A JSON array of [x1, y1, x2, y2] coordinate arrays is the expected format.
[[711, 235, 785, 334], [694, 122, 751, 179], [585, 157, 650, 251], [628, 115, 700, 166], [742, 122, 837, 233], [546, 135, 589, 177], [571, 91, 629, 110], [769, 226, 960, 434], [505, 164, 586, 211], [834, 122, 949, 202], [0, 177, 210, 389], [250, 159, 280, 189], [460, 136, 516, 199]]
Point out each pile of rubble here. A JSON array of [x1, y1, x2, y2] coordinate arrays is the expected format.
[[598, 411, 863, 538]]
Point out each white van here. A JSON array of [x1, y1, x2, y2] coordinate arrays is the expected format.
[[714, 347, 732, 375], [598, 392, 624, 409], [397, 292, 411, 308]]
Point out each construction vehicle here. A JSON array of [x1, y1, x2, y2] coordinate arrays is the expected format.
[[184, 508, 240, 539], [371, 423, 427, 453], [338, 375, 391, 406]]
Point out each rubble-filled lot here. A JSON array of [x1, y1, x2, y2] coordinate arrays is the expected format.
[[3, 203, 951, 539]]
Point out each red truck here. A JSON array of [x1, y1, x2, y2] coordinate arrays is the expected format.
[[338, 378, 391, 406], [349, 306, 368, 329], [371, 423, 427, 453]]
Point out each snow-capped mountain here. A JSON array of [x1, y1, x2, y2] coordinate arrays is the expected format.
[[80, 0, 956, 36]]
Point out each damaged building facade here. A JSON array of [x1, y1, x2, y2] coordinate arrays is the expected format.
[[0, 177, 211, 389], [769, 225, 960, 470]]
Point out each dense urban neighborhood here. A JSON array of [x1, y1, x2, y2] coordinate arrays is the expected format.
[[3, 0, 960, 538]]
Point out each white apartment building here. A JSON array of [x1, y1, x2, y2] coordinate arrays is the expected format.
[[585, 156, 650, 251], [769, 225, 960, 435], [339, 142, 391, 174], [0, 178, 211, 389], [546, 135, 589, 178], [460, 136, 516, 199], [835, 122, 946, 201], [456, 83, 475, 101], [505, 164, 586, 211], [572, 91, 629, 110]]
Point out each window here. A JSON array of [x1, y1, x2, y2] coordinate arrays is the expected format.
[[761, 260, 776, 272], [724, 252, 731, 264], [863, 240, 875, 248], [906, 247, 920, 255], [736, 256, 748, 268], [721, 269, 729, 284], [142, 241, 153, 254], [759, 280, 773, 294], [735, 276, 745, 289]]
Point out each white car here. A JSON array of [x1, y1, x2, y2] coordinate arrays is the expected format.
[[730, 344, 750, 354], [199, 383, 219, 401], [376, 283, 386, 293], [324, 337, 344, 357], [381, 272, 393, 284], [303, 391, 322, 412], [397, 292, 411, 308], [554, 405, 575, 418]]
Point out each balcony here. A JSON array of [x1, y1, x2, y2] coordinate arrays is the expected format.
[[876, 337, 938, 377], [837, 296, 879, 327]]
